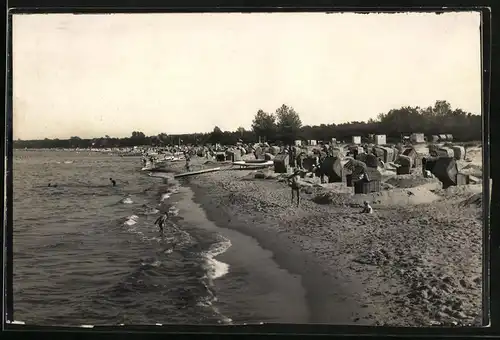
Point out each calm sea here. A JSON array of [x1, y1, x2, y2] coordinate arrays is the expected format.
[[13, 150, 308, 327], [13, 150, 234, 326]]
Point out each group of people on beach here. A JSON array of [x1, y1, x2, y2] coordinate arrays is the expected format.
[[147, 142, 372, 237]]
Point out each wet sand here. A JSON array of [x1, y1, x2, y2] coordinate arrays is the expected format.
[[175, 184, 310, 324]]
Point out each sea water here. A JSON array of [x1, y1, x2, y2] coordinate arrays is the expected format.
[[13, 150, 308, 326]]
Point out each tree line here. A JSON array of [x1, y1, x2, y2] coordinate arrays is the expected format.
[[13, 100, 481, 149]]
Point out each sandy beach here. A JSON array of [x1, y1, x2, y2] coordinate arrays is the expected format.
[[165, 146, 485, 327], [13, 11, 485, 328]]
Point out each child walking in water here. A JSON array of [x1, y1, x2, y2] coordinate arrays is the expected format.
[[154, 212, 169, 234], [287, 170, 301, 207]]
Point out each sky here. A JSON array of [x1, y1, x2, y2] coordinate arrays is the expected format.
[[12, 12, 482, 140]]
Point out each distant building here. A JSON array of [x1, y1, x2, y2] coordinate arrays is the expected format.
[[309, 140, 317, 146], [446, 134, 454, 141], [352, 136, 361, 145], [331, 138, 337, 145], [438, 134, 447, 141], [374, 134, 386, 145], [294, 140, 302, 147]]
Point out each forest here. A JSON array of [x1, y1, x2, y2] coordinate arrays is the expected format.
[[13, 100, 482, 149]]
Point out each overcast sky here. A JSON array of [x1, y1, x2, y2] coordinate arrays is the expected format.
[[13, 12, 481, 140]]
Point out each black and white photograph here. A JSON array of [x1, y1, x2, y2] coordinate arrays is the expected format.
[[11, 11, 486, 327]]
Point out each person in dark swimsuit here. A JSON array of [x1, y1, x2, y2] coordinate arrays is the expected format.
[[154, 212, 169, 233], [183, 152, 192, 172], [110, 178, 116, 187], [287, 170, 301, 207]]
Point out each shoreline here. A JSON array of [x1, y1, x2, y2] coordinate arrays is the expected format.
[[172, 181, 310, 324], [179, 168, 376, 325], [162, 156, 483, 326]]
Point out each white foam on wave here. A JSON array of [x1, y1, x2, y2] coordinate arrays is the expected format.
[[127, 226, 144, 237], [121, 197, 134, 204], [177, 229, 193, 247], [168, 206, 179, 216], [141, 235, 163, 244], [202, 236, 232, 280], [195, 283, 233, 325], [64, 160, 74, 164], [196, 297, 213, 307], [141, 260, 161, 267], [195, 294, 233, 325], [217, 316, 233, 324], [161, 222, 195, 248], [124, 219, 137, 226], [169, 187, 180, 194], [162, 235, 175, 242], [160, 186, 180, 202], [206, 258, 229, 280], [124, 215, 140, 228], [145, 208, 160, 215]]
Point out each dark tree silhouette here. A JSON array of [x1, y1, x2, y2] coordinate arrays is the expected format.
[[13, 100, 482, 149], [275, 104, 302, 144], [251, 109, 277, 143], [209, 126, 224, 144]]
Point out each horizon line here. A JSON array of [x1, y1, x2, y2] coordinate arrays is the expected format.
[[12, 108, 483, 141]]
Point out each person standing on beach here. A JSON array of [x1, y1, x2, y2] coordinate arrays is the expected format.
[[110, 178, 116, 187], [287, 170, 301, 207], [184, 152, 192, 172], [290, 146, 297, 168], [154, 212, 169, 234], [296, 152, 305, 170]]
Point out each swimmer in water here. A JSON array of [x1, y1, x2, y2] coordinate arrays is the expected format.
[[154, 212, 169, 234], [109, 178, 116, 187], [48, 183, 57, 188]]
